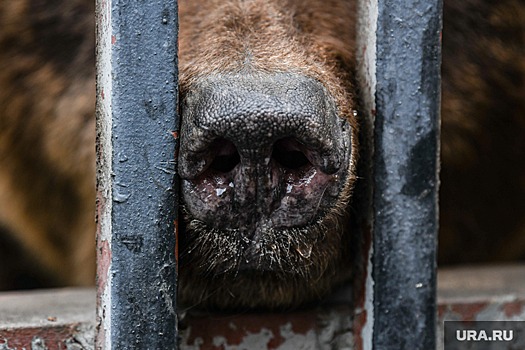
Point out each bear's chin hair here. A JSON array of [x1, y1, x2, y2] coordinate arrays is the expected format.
[[178, 204, 353, 311]]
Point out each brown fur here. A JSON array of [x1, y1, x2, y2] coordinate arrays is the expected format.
[[0, 0, 96, 286], [439, 0, 525, 264], [177, 0, 359, 309], [178, 0, 357, 130], [0, 0, 524, 309]]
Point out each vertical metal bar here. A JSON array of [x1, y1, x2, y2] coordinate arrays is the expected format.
[[357, 0, 442, 349], [373, 0, 441, 348], [95, 0, 179, 349], [353, 0, 379, 349]]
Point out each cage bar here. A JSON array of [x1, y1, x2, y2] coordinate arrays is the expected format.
[[95, 0, 179, 349], [357, 0, 442, 348]]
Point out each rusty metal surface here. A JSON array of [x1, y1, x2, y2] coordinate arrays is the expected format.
[[371, 0, 442, 346], [0, 266, 523, 349], [0, 288, 95, 350], [438, 265, 525, 323], [180, 307, 354, 349], [353, 0, 378, 348], [355, 0, 442, 348], [95, 0, 179, 348], [437, 265, 525, 350]]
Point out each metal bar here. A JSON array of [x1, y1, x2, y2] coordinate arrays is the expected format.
[[353, 1, 379, 349], [95, 0, 179, 349], [372, 0, 441, 348], [357, 0, 442, 348]]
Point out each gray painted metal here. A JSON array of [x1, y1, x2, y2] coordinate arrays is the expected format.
[[372, 0, 442, 349], [95, 0, 179, 348]]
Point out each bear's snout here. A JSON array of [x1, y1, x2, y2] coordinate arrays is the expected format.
[[178, 72, 353, 270]]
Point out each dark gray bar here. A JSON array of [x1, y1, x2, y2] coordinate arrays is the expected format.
[[372, 0, 441, 349], [96, 0, 179, 349]]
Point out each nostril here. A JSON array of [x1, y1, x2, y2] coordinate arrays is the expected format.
[[272, 138, 311, 170], [209, 138, 240, 173]]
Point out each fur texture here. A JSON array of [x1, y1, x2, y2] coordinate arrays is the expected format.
[[0, 0, 96, 286], [0, 0, 523, 310], [439, 0, 525, 263], [177, 0, 359, 309]]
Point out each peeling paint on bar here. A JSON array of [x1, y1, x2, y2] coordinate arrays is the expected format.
[[179, 307, 354, 349], [356, 0, 442, 348], [95, 0, 179, 348], [0, 266, 524, 349], [95, 0, 112, 348], [94, 0, 439, 347], [371, 0, 442, 346], [354, 0, 378, 347], [2, 266, 524, 349], [0, 288, 95, 350]]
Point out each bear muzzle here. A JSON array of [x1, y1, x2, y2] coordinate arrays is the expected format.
[[178, 72, 353, 270]]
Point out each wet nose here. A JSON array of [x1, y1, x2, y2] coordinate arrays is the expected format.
[[179, 73, 348, 177], [178, 72, 352, 231]]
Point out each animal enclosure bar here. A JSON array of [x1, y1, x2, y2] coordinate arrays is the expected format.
[[95, 0, 179, 349], [357, 0, 442, 348], [93, 0, 439, 348]]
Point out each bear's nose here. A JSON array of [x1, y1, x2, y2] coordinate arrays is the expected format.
[[179, 73, 347, 179], [178, 72, 352, 234]]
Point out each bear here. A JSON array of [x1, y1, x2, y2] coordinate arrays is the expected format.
[[439, 0, 525, 264], [176, 0, 359, 309], [0, 0, 96, 289], [0, 0, 524, 310]]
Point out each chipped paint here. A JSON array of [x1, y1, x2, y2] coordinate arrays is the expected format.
[[180, 307, 353, 350], [437, 298, 525, 350], [352, 225, 373, 350], [0, 339, 16, 350], [95, 0, 179, 347], [0, 325, 91, 350], [355, 0, 442, 348], [1, 266, 524, 349], [30, 338, 48, 350], [503, 301, 524, 318]]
